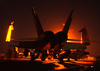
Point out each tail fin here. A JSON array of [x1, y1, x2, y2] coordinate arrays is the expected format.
[[62, 9, 74, 34], [32, 7, 44, 38], [78, 27, 90, 45]]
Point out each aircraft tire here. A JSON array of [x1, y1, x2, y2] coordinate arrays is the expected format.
[[41, 57, 45, 61], [58, 56, 63, 62], [75, 58, 77, 61]]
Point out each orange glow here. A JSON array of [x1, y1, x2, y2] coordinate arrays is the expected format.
[[63, 58, 75, 61], [45, 58, 48, 60], [28, 52, 30, 56], [53, 24, 82, 43], [41, 59, 66, 70], [6, 21, 14, 42], [59, 50, 65, 55], [72, 61, 94, 65], [42, 59, 59, 64], [35, 53, 37, 56], [63, 58, 68, 61], [38, 53, 42, 58], [35, 58, 41, 61], [62, 23, 65, 27], [67, 30, 79, 43], [15, 47, 19, 53], [47, 50, 49, 54], [70, 58, 75, 61], [32, 7, 36, 13], [81, 32, 82, 43], [83, 55, 96, 61], [45, 55, 54, 61], [19, 53, 23, 55], [76, 55, 96, 61], [51, 56, 54, 60], [53, 62, 66, 70], [42, 42, 51, 50]]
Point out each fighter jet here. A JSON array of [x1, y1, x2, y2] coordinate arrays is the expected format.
[[8, 7, 73, 60]]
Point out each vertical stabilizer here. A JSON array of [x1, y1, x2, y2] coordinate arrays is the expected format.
[[32, 7, 44, 38], [78, 27, 90, 45], [62, 9, 74, 34]]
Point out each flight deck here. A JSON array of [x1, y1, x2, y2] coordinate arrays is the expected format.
[[0, 58, 97, 71]]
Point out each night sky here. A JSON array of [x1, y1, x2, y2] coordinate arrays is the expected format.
[[0, 0, 100, 57]]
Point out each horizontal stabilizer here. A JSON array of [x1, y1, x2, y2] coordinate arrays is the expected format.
[[9, 41, 39, 49], [62, 43, 86, 50], [11, 38, 40, 41]]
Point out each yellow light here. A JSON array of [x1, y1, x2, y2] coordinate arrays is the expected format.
[[5, 21, 14, 42], [23, 56, 25, 58], [45, 58, 48, 60], [35, 58, 41, 61], [67, 36, 73, 43], [47, 50, 49, 54], [70, 58, 75, 61], [15, 47, 19, 53], [32, 7, 36, 13], [35, 53, 37, 56], [28, 52, 30, 56], [81, 32, 82, 43], [60, 49, 62, 51], [59, 50, 65, 55], [63, 58, 68, 61], [67, 40, 71, 42]]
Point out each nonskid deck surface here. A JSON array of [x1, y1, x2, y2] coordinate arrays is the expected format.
[[0, 58, 96, 71]]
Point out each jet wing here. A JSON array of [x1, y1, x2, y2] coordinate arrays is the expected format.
[[8, 38, 40, 49], [62, 43, 87, 50]]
